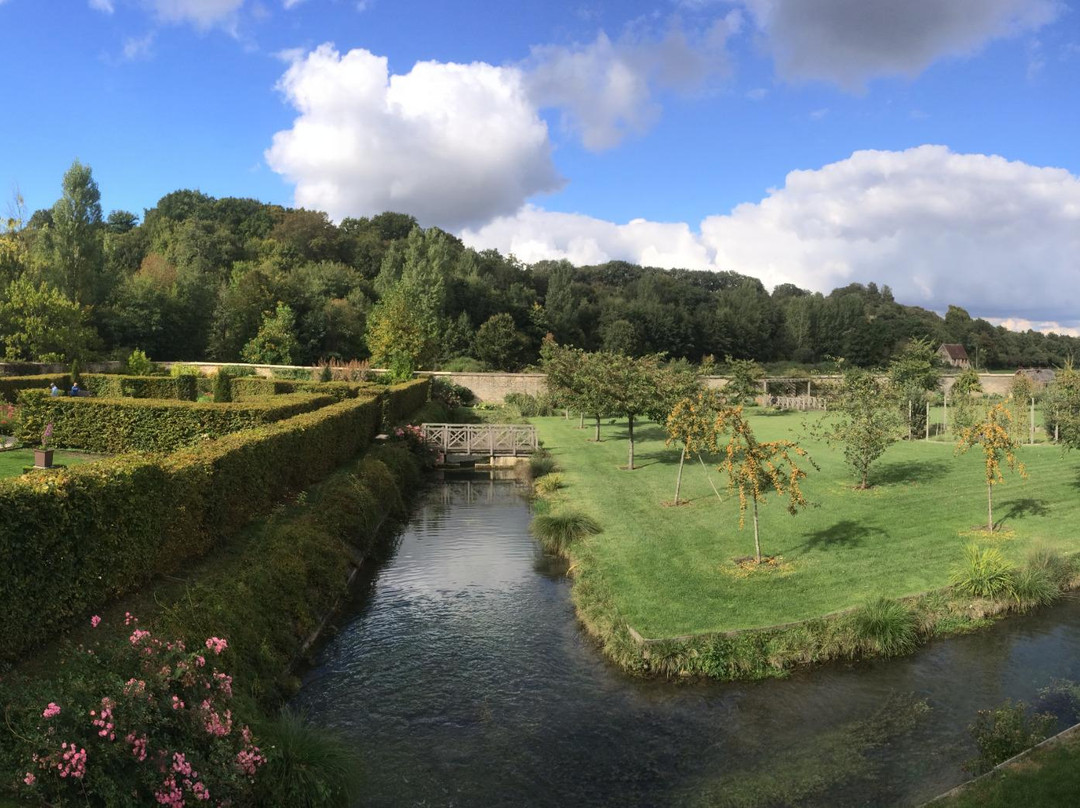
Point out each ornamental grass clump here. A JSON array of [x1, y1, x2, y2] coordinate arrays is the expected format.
[[530, 510, 601, 555], [851, 597, 919, 657], [533, 473, 564, 496], [1009, 565, 1059, 610], [950, 544, 1016, 600]]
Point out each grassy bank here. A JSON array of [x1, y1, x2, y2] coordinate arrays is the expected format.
[[928, 727, 1080, 807], [532, 411, 1080, 676]]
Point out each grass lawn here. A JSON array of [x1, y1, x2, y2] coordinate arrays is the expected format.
[[931, 729, 1080, 807], [533, 411, 1080, 639], [0, 449, 97, 480]]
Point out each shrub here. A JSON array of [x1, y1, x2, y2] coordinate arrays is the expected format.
[[851, 597, 919, 657], [504, 391, 555, 417], [271, 367, 316, 381], [16, 390, 335, 453], [441, 356, 486, 372], [950, 544, 1016, 599], [431, 377, 475, 408], [4, 616, 266, 807], [125, 347, 155, 375], [1010, 565, 1059, 609], [1026, 547, 1076, 589], [0, 395, 387, 659], [254, 710, 362, 808], [0, 374, 71, 403], [530, 510, 602, 555], [529, 451, 557, 478], [534, 473, 564, 495], [965, 700, 1056, 774], [214, 370, 233, 403]]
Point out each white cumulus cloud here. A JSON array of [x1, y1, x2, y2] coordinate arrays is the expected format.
[[266, 44, 563, 229], [739, 0, 1062, 88], [464, 146, 1080, 329], [89, 0, 116, 13]]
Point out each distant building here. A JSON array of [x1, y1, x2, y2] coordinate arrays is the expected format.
[[1016, 368, 1056, 388], [938, 343, 971, 369]]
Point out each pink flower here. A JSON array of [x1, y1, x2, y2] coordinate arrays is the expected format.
[[90, 615, 101, 628], [130, 628, 151, 645], [171, 695, 185, 710], [192, 781, 210, 801], [22, 772, 35, 786], [204, 637, 228, 655], [42, 702, 61, 719]]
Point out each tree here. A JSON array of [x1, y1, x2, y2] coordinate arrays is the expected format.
[[889, 337, 941, 438], [603, 353, 661, 470], [365, 284, 427, 381], [540, 336, 585, 416], [49, 159, 105, 305], [665, 390, 723, 505], [722, 356, 764, 406], [950, 367, 983, 434], [814, 368, 902, 489], [711, 407, 815, 563], [474, 312, 527, 370], [955, 403, 1027, 532], [0, 277, 95, 361], [1044, 361, 1080, 446], [241, 302, 299, 365]]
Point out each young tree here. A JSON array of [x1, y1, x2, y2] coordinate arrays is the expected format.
[[540, 336, 586, 418], [889, 337, 941, 438], [474, 312, 527, 370], [949, 367, 983, 434], [722, 356, 764, 406], [48, 160, 106, 305], [955, 403, 1027, 532], [1044, 361, 1080, 446], [241, 302, 299, 365], [665, 390, 723, 505], [814, 368, 902, 489], [712, 406, 815, 564]]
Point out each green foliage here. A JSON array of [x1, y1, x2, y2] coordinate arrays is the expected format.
[[1026, 546, 1076, 589], [82, 372, 197, 401], [254, 710, 363, 808], [169, 362, 203, 378], [0, 373, 71, 403], [529, 451, 557, 478], [0, 395, 390, 660], [966, 700, 1056, 774], [1044, 361, 1080, 446], [17, 390, 334, 453], [242, 302, 300, 366], [530, 510, 602, 555], [125, 347, 154, 375], [504, 391, 556, 417], [214, 369, 233, 403], [474, 312, 529, 370], [889, 337, 942, 435], [851, 597, 919, 657], [430, 377, 475, 408], [723, 356, 765, 406], [950, 544, 1016, 599], [814, 368, 902, 488], [1009, 565, 1059, 609], [0, 277, 95, 361], [534, 473, 564, 495]]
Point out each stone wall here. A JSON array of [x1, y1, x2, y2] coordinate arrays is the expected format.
[[417, 371, 547, 402]]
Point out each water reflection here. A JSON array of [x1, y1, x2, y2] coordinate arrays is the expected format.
[[295, 478, 1080, 807]]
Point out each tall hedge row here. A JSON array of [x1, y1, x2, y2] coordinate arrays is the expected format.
[[230, 377, 382, 401], [15, 391, 336, 453], [0, 395, 384, 659], [0, 374, 71, 403], [382, 377, 432, 426], [82, 374, 198, 401]]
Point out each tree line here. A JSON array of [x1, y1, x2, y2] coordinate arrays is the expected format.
[[2, 160, 1077, 371]]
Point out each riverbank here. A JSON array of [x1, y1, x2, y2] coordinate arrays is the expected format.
[[531, 411, 1080, 678]]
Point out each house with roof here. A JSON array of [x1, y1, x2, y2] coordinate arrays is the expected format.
[[938, 343, 970, 369]]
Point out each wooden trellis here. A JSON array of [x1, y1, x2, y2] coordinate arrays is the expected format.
[[421, 423, 537, 456]]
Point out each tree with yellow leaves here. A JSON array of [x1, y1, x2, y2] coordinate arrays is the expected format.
[[665, 390, 723, 505], [711, 406, 815, 564], [955, 402, 1027, 532]]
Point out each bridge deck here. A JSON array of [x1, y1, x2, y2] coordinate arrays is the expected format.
[[421, 423, 537, 456]]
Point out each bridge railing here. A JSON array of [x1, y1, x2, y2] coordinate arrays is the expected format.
[[421, 423, 538, 456]]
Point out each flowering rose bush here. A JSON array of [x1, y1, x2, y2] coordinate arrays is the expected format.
[[6, 614, 265, 807], [0, 403, 17, 433], [390, 424, 435, 465]]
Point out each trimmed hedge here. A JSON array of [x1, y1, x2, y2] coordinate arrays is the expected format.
[[231, 376, 378, 402], [82, 374, 198, 401], [0, 395, 385, 660], [16, 391, 336, 453], [382, 377, 432, 426], [0, 374, 71, 403]]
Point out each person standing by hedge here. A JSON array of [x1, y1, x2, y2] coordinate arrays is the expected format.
[[50, 384, 59, 397], [70, 382, 80, 397]]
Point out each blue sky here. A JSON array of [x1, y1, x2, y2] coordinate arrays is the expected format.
[[2, 0, 1079, 330]]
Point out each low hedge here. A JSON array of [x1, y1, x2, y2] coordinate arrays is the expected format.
[[16, 391, 336, 453], [231, 377, 377, 402], [0, 394, 385, 660], [0, 374, 71, 403], [82, 374, 198, 401]]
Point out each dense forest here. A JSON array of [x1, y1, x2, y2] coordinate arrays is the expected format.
[[1, 161, 1075, 372]]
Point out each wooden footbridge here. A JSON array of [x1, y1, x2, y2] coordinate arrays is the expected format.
[[421, 423, 537, 457]]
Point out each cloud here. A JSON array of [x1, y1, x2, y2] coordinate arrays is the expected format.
[[522, 13, 739, 150], [122, 32, 155, 60], [90, 0, 116, 12], [988, 318, 1080, 337], [147, 0, 245, 29], [266, 44, 563, 229], [739, 0, 1062, 88], [282, 0, 306, 8], [464, 147, 1080, 329]]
